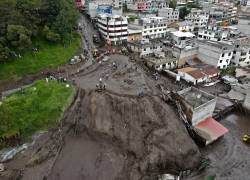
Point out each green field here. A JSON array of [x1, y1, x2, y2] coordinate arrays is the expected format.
[[0, 80, 75, 139], [0, 34, 81, 81]]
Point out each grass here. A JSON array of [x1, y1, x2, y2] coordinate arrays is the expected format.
[[0, 34, 81, 81], [0, 80, 75, 139]]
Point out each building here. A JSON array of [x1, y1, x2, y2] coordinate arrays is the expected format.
[[132, 0, 168, 12], [177, 87, 228, 145], [128, 39, 164, 57], [185, 8, 209, 29], [85, 0, 122, 18], [198, 40, 234, 69], [158, 8, 179, 23], [230, 37, 250, 67], [128, 17, 168, 39], [127, 29, 143, 42], [145, 53, 178, 71], [178, 21, 195, 32], [97, 14, 128, 45], [198, 25, 229, 41], [177, 67, 208, 85], [169, 31, 195, 47]]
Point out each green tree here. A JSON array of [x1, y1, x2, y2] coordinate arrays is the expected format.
[[179, 7, 190, 20], [53, 0, 79, 37], [169, 0, 177, 9], [7, 25, 32, 50]]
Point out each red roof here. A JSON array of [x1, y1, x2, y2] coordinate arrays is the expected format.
[[187, 69, 206, 79], [194, 117, 228, 144]]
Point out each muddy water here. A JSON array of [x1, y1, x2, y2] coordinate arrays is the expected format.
[[225, 111, 250, 133]]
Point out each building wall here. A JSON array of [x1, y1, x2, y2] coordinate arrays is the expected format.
[[158, 8, 179, 23], [198, 42, 233, 69], [128, 33, 143, 42], [97, 15, 128, 45], [192, 98, 217, 126]]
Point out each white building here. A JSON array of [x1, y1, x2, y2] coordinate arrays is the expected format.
[[231, 38, 250, 67], [178, 21, 195, 32], [169, 31, 195, 47], [185, 9, 209, 29], [198, 40, 234, 69], [158, 8, 179, 23], [97, 14, 128, 45], [198, 26, 229, 41], [85, 0, 122, 18], [129, 17, 168, 39], [127, 39, 164, 57]]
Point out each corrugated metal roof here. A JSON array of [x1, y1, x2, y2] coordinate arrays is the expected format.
[[194, 117, 228, 144]]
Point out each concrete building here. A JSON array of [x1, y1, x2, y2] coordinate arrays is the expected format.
[[158, 8, 179, 23], [127, 29, 143, 42], [177, 67, 208, 85], [185, 8, 209, 29], [129, 17, 168, 39], [178, 21, 195, 32], [229, 37, 250, 67], [132, 0, 168, 12], [97, 14, 128, 45], [198, 25, 229, 41], [145, 54, 178, 71], [178, 87, 217, 126], [169, 31, 195, 47], [85, 0, 122, 18], [177, 87, 228, 145], [128, 39, 164, 57], [198, 40, 234, 69]]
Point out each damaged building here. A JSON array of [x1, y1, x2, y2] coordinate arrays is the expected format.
[[177, 87, 229, 145]]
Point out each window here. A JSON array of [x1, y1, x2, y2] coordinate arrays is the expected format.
[[150, 25, 153, 28], [144, 48, 146, 51], [221, 53, 224, 57], [219, 60, 223, 63], [233, 50, 236, 54], [228, 52, 231, 56]]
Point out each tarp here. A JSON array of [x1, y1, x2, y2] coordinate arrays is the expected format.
[[194, 117, 228, 145]]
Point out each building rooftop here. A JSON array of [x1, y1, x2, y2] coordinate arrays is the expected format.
[[171, 31, 195, 38], [178, 87, 216, 108]]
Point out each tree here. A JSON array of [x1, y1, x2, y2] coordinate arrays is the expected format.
[[0, 44, 11, 62], [7, 25, 32, 50], [169, 0, 177, 9], [179, 7, 190, 20], [53, 0, 79, 38]]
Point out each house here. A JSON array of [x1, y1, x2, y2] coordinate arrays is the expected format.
[[178, 21, 195, 32], [127, 39, 164, 57], [198, 25, 229, 41], [177, 67, 208, 85], [97, 14, 128, 45], [177, 87, 228, 145], [197, 40, 234, 69]]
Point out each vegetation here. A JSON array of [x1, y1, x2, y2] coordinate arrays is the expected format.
[[128, 15, 139, 23], [0, 0, 79, 62], [179, 7, 191, 20], [0, 80, 75, 139], [220, 66, 236, 76], [0, 34, 80, 81], [169, 0, 177, 9]]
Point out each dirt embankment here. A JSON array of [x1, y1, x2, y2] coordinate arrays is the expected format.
[[47, 89, 201, 180]]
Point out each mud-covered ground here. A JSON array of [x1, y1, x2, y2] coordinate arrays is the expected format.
[[1, 54, 201, 180]]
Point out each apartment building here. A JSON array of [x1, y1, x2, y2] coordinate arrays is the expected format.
[[97, 14, 128, 45], [198, 40, 234, 69], [185, 9, 209, 28], [198, 26, 229, 41], [129, 17, 168, 39], [158, 8, 179, 23], [231, 37, 250, 67], [85, 0, 122, 18]]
